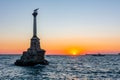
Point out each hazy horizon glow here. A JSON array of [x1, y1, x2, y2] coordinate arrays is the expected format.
[[0, 0, 120, 55]]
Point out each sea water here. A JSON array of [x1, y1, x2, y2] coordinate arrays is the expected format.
[[0, 55, 120, 80]]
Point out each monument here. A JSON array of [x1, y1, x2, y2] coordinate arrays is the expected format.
[[15, 9, 49, 66]]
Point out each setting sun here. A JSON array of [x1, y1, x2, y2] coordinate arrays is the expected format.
[[65, 47, 85, 56], [72, 52, 77, 55], [70, 49, 79, 56]]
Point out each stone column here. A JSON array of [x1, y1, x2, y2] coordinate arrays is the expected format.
[[32, 10, 38, 37]]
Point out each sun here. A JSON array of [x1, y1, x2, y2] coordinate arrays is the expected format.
[[70, 49, 79, 56], [66, 47, 84, 56], [72, 51, 77, 55]]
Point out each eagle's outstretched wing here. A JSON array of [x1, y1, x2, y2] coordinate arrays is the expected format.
[[34, 8, 39, 12]]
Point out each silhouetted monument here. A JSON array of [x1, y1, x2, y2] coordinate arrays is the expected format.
[[15, 9, 48, 66]]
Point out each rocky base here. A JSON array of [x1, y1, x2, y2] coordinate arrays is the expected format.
[[14, 49, 49, 66], [15, 59, 49, 66]]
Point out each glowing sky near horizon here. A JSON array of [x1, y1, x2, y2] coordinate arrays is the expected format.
[[0, 0, 120, 55]]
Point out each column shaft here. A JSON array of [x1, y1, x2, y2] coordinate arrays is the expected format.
[[33, 16, 37, 36]]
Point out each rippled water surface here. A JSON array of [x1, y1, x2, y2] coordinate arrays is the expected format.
[[0, 55, 120, 80]]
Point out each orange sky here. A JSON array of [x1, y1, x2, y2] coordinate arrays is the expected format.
[[0, 35, 120, 55]]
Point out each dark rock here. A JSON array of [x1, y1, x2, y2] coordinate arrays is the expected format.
[[15, 59, 49, 66]]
